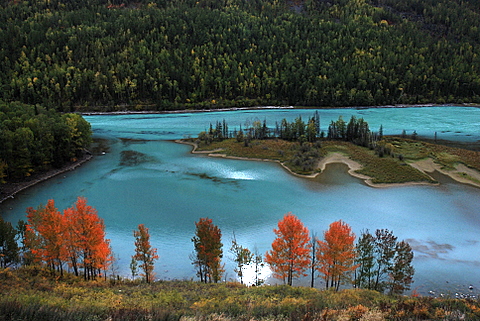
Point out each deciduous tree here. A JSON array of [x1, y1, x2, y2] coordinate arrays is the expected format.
[[191, 217, 224, 283], [389, 241, 415, 295], [265, 212, 311, 286], [63, 197, 111, 280], [355, 229, 415, 294], [230, 233, 253, 284], [354, 230, 376, 289], [317, 220, 357, 291], [133, 224, 158, 283], [25, 199, 66, 275]]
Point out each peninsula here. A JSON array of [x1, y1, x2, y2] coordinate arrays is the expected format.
[[179, 137, 480, 188]]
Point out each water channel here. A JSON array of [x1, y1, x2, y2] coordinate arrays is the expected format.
[[1, 106, 479, 296]]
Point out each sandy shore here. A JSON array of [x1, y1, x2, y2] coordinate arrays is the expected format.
[[179, 140, 480, 188], [0, 153, 93, 204]]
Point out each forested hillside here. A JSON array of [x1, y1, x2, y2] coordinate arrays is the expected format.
[[1, 0, 479, 111]]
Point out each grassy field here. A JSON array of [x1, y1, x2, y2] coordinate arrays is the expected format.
[[1, 267, 480, 320], [189, 137, 480, 185]]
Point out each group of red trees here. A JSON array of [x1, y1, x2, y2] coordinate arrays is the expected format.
[[265, 213, 414, 294], [17, 197, 159, 283], [24, 197, 111, 280], [190, 213, 414, 294]]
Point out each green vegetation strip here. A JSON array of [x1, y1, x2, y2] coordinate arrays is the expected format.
[[322, 141, 436, 184], [192, 137, 480, 185], [1, 267, 480, 320]]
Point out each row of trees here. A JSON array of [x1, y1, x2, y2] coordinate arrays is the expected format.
[[189, 213, 414, 294], [198, 112, 322, 145], [0, 0, 479, 110], [0, 101, 92, 182], [2, 205, 414, 293], [265, 214, 414, 294], [0, 198, 160, 283]]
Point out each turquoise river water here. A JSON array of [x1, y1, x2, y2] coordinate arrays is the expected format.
[[1, 106, 479, 296]]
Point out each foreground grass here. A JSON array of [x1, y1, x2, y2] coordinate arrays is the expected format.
[[1, 267, 480, 320], [189, 137, 480, 185]]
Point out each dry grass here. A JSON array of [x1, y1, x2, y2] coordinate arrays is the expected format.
[[2, 267, 480, 321]]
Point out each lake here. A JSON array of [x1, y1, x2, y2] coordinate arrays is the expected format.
[[1, 106, 479, 296]]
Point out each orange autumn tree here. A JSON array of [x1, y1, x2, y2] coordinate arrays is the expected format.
[[63, 197, 111, 280], [25, 197, 111, 280], [133, 224, 159, 283], [25, 199, 66, 275], [265, 212, 311, 286], [191, 217, 224, 283], [317, 220, 358, 291]]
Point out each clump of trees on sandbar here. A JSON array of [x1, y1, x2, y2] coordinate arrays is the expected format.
[[1, 199, 414, 295]]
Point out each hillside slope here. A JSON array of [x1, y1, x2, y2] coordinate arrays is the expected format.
[[0, 0, 479, 111]]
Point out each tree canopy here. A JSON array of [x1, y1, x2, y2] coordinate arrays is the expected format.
[[0, 101, 92, 183], [0, 0, 478, 111], [265, 212, 311, 286]]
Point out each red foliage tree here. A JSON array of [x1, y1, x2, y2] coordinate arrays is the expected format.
[[265, 212, 311, 286], [191, 218, 224, 283], [63, 197, 111, 280], [133, 224, 158, 283], [317, 220, 358, 290], [26, 199, 66, 275]]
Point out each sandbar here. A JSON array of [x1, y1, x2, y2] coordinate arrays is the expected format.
[[179, 140, 480, 188]]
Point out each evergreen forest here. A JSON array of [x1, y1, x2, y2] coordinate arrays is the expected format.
[[1, 0, 479, 111]]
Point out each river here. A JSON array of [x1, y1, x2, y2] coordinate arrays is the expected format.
[[1, 106, 479, 296]]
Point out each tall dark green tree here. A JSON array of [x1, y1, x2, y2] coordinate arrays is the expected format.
[[0, 217, 19, 268], [355, 228, 414, 294]]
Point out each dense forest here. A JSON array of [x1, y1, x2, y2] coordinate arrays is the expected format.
[[0, 0, 479, 111], [0, 101, 92, 183]]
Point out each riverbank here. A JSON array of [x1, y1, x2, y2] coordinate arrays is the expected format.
[[318, 152, 480, 188], [179, 138, 480, 188], [0, 153, 93, 204], [79, 103, 480, 116]]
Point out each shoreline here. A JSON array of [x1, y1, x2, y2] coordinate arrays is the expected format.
[[0, 153, 93, 204], [80, 103, 480, 116], [178, 140, 480, 188]]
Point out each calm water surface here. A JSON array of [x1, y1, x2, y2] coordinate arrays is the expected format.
[[1, 106, 479, 296]]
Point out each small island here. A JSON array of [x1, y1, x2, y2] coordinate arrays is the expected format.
[[179, 115, 480, 188]]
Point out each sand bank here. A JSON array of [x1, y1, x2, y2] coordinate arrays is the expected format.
[[179, 139, 480, 188]]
